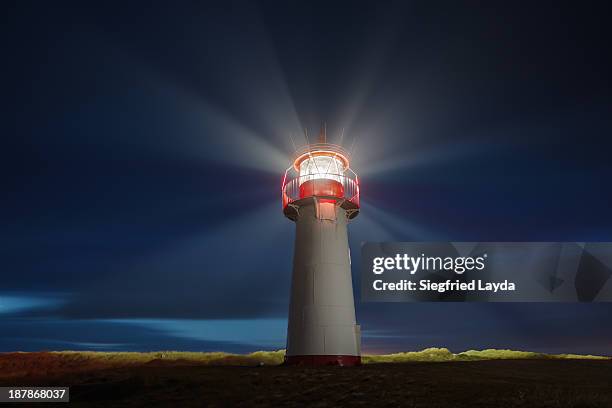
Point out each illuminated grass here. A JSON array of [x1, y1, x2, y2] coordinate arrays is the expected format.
[[48, 349, 287, 366], [362, 348, 610, 363], [48, 348, 609, 366]]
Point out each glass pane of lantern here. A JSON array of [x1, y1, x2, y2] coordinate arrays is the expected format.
[[299, 156, 345, 185]]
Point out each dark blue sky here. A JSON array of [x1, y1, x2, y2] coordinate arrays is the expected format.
[[1, 1, 611, 354]]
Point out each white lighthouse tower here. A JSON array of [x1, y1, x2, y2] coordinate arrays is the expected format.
[[281, 131, 361, 366]]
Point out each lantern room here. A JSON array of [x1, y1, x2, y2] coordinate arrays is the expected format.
[[282, 143, 360, 221]]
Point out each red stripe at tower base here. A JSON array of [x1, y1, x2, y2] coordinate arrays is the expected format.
[[284, 355, 361, 367]]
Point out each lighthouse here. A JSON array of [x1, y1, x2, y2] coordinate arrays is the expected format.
[[281, 131, 361, 366]]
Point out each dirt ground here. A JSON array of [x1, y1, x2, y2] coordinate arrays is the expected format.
[[1, 358, 611, 407]]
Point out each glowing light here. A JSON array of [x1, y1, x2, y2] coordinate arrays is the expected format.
[[298, 155, 345, 185]]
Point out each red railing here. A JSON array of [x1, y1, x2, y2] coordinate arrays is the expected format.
[[282, 170, 360, 209]]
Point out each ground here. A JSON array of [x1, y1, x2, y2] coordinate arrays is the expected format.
[[0, 352, 611, 407]]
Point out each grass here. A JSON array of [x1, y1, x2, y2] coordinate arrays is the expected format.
[[24, 347, 608, 367], [42, 349, 288, 366], [361, 347, 610, 363]]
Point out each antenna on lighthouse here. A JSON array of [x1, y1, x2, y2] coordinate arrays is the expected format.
[[324, 122, 327, 143], [318, 122, 327, 143]]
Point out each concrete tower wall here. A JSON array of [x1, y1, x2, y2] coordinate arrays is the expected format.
[[286, 199, 361, 364]]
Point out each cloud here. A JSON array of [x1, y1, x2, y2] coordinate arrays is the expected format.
[[0, 294, 66, 316], [0, 318, 273, 353]]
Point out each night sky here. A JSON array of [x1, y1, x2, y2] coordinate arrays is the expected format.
[[2, 1, 612, 355]]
